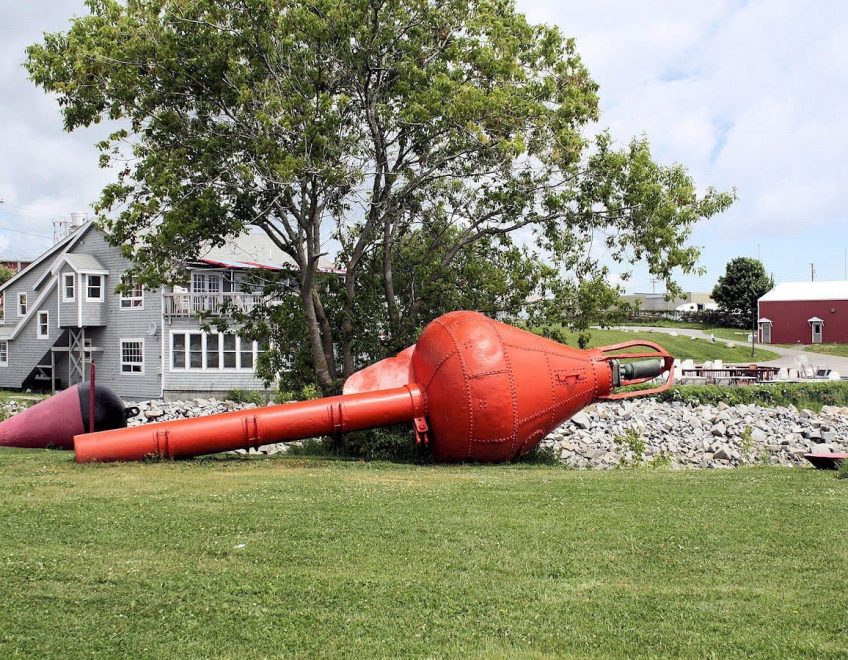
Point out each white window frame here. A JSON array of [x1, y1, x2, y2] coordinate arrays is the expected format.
[[17, 292, 27, 317], [85, 274, 104, 302], [62, 272, 76, 302], [120, 276, 144, 309], [0, 340, 8, 366], [120, 338, 145, 375], [37, 311, 49, 339], [170, 331, 260, 372]]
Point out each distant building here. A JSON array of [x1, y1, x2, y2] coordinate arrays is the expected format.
[[621, 291, 716, 313], [0, 260, 32, 273], [0, 221, 339, 399], [758, 281, 848, 344]]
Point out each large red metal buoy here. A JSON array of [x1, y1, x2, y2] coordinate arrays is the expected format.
[[0, 383, 131, 450], [73, 311, 674, 463]]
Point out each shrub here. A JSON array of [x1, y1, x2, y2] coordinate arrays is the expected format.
[[655, 382, 848, 412], [283, 425, 431, 462], [516, 445, 561, 465], [225, 389, 266, 405], [837, 459, 848, 480], [275, 384, 321, 404], [614, 427, 645, 467]]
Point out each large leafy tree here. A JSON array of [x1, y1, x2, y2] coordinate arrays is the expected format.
[[712, 257, 774, 326], [26, 0, 733, 393]]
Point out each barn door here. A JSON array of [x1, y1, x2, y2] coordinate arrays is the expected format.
[[811, 322, 823, 344], [760, 323, 771, 344]]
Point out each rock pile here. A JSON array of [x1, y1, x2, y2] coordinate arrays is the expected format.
[[39, 395, 844, 469], [0, 399, 34, 420], [128, 397, 290, 455], [541, 399, 847, 469], [128, 397, 259, 425]]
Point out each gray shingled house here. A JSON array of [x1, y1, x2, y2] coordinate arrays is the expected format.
[[0, 221, 327, 401]]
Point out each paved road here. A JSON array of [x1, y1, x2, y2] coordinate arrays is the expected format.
[[614, 326, 848, 374]]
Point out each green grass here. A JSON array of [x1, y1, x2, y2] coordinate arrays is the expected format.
[[801, 344, 848, 358], [0, 452, 846, 657], [0, 390, 46, 403], [622, 320, 757, 343], [558, 327, 778, 362]]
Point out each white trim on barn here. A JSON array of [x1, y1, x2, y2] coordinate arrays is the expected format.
[[760, 281, 848, 302]]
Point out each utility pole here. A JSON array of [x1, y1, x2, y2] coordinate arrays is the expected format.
[[810, 263, 815, 282]]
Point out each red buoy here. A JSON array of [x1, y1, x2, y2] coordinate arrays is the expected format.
[[0, 384, 131, 450], [74, 311, 674, 463]]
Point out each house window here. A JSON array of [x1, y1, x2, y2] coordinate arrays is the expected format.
[[17, 292, 27, 317], [121, 339, 144, 374], [240, 335, 254, 369], [223, 334, 237, 369], [206, 334, 219, 368], [37, 311, 49, 339], [63, 273, 75, 301], [189, 333, 203, 368], [172, 334, 186, 369], [86, 274, 103, 301], [0, 340, 7, 366], [171, 331, 262, 371], [120, 277, 144, 309]]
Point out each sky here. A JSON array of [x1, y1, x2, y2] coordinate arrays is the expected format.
[[1, 0, 846, 293]]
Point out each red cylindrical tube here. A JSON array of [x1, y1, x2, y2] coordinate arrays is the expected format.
[[74, 384, 426, 463]]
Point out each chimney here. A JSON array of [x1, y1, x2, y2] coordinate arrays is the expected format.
[[70, 212, 86, 227]]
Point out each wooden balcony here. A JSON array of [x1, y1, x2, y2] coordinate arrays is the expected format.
[[163, 292, 262, 317]]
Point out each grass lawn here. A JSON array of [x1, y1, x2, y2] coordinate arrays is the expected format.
[[620, 320, 760, 344], [0, 390, 46, 404], [800, 344, 848, 358], [562, 327, 778, 362], [0, 452, 845, 657]]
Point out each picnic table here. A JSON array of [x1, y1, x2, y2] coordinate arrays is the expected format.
[[681, 365, 779, 385]]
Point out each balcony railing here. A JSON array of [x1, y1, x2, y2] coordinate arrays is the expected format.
[[164, 292, 262, 317]]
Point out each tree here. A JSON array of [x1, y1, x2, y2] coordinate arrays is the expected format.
[[26, 0, 734, 393], [0, 266, 14, 286], [711, 257, 774, 327]]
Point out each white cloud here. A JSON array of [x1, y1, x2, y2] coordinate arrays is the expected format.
[[520, 0, 848, 291], [1, 0, 847, 289]]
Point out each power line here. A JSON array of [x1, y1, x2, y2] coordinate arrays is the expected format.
[[0, 223, 53, 240], [0, 201, 59, 219]]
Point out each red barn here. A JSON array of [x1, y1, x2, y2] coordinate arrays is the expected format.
[[758, 281, 848, 344]]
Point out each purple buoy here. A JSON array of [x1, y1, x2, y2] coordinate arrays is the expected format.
[[0, 384, 132, 450]]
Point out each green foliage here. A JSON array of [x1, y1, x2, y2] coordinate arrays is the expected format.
[[224, 389, 266, 405], [0, 265, 14, 286], [740, 425, 755, 461], [319, 425, 430, 463], [648, 450, 673, 469], [516, 445, 562, 465], [837, 459, 848, 480], [712, 257, 774, 327], [26, 0, 734, 392], [657, 382, 848, 412], [274, 383, 321, 404], [614, 427, 645, 467]]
